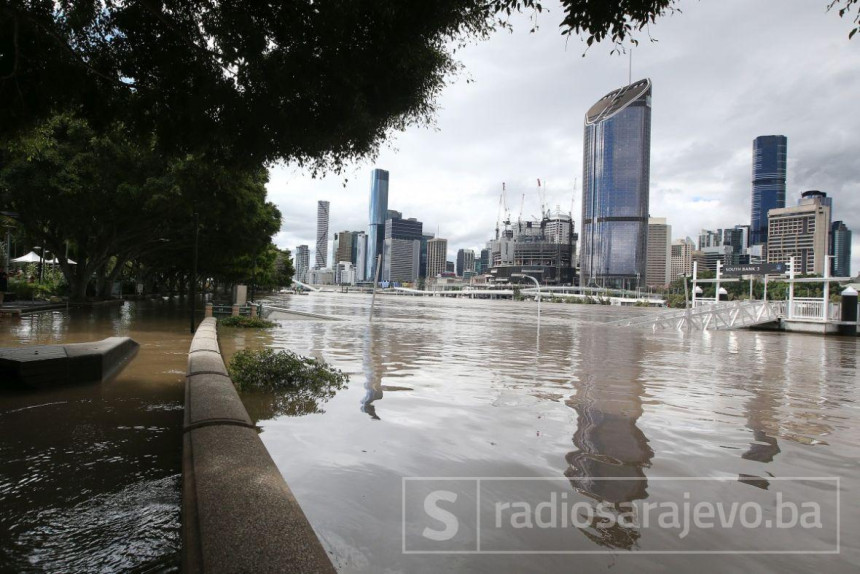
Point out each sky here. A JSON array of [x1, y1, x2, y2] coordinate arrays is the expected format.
[[266, 0, 860, 275]]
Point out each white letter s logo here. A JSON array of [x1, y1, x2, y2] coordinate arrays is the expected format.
[[422, 490, 460, 541]]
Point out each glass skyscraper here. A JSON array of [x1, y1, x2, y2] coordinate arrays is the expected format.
[[366, 168, 389, 281], [750, 135, 787, 246], [580, 79, 652, 288]]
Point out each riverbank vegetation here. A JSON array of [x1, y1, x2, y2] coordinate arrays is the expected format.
[[229, 349, 348, 394], [218, 316, 276, 329]]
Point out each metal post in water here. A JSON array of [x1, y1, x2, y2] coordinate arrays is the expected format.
[[823, 255, 832, 322], [788, 257, 795, 320], [691, 261, 698, 308]]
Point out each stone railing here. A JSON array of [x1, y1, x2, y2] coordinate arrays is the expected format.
[[183, 317, 335, 573]]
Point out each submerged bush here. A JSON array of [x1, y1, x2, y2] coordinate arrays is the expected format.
[[228, 348, 349, 393], [218, 315, 275, 328]]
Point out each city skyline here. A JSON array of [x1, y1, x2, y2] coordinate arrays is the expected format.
[[270, 0, 860, 275]]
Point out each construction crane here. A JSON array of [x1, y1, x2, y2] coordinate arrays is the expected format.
[[537, 178, 548, 219]]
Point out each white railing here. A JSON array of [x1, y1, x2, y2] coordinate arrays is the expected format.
[[790, 298, 826, 321]]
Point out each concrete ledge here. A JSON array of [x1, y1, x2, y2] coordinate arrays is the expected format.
[[187, 351, 229, 377], [184, 373, 253, 429], [0, 337, 139, 388], [183, 317, 335, 573]]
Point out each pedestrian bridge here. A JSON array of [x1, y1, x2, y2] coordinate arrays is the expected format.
[[610, 299, 788, 332]]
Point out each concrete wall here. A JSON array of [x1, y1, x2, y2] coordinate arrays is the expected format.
[[183, 318, 335, 573]]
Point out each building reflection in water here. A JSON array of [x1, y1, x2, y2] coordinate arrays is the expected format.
[[564, 327, 653, 549], [361, 324, 384, 420]]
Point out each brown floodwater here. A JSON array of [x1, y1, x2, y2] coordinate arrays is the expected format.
[[230, 293, 860, 573], [0, 301, 194, 572]]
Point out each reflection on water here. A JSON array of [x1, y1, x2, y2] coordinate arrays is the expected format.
[[0, 302, 191, 572], [241, 293, 860, 573], [564, 331, 653, 549]]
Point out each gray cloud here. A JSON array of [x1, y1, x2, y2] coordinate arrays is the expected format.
[[267, 0, 860, 273]]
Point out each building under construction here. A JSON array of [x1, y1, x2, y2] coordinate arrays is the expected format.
[[488, 209, 578, 285]]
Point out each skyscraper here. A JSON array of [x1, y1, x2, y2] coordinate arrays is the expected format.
[[295, 245, 310, 283], [427, 238, 448, 278], [456, 249, 475, 277], [831, 221, 852, 277], [366, 169, 389, 281], [645, 218, 671, 287], [315, 200, 330, 269], [383, 216, 423, 284], [750, 135, 787, 246], [580, 79, 652, 288]]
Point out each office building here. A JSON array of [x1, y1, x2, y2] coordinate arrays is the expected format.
[[419, 234, 434, 278], [699, 245, 734, 272], [315, 200, 329, 269], [382, 239, 420, 283], [446, 261, 455, 273], [295, 245, 310, 283], [767, 191, 831, 275], [580, 79, 652, 288], [698, 229, 722, 250], [366, 169, 389, 280], [382, 216, 423, 284], [355, 232, 367, 282], [334, 231, 357, 267], [670, 238, 695, 279], [456, 249, 475, 277], [750, 135, 787, 245], [427, 238, 448, 278], [646, 218, 671, 287], [831, 221, 852, 277]]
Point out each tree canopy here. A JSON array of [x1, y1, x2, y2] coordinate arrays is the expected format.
[[5, 1, 853, 170], [0, 113, 281, 299]]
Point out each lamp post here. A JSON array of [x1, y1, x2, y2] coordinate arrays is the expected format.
[[512, 273, 541, 318]]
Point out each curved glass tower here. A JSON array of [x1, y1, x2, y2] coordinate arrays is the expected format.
[[750, 135, 787, 246], [580, 79, 652, 288], [366, 169, 389, 281]]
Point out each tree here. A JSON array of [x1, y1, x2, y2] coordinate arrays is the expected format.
[[0, 113, 281, 300], [4, 2, 855, 169]]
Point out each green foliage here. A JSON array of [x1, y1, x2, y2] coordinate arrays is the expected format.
[[218, 316, 275, 329], [8, 1, 853, 168], [0, 113, 282, 300], [228, 348, 349, 394]]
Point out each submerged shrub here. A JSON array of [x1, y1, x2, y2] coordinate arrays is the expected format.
[[228, 348, 349, 393], [218, 316, 275, 328]]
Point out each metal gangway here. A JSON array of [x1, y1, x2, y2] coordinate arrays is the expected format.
[[611, 299, 788, 332]]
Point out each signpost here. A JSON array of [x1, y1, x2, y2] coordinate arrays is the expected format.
[[722, 262, 787, 276]]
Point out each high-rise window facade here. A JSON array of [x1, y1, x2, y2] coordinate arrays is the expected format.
[[366, 169, 389, 280], [750, 135, 787, 246], [315, 200, 329, 269], [580, 79, 652, 288], [831, 221, 852, 278]]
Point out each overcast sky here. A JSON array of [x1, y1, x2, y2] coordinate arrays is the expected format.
[[266, 0, 860, 275]]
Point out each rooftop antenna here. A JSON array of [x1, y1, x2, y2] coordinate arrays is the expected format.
[[628, 48, 633, 85]]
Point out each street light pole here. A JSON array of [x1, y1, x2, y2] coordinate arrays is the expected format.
[[513, 273, 541, 319]]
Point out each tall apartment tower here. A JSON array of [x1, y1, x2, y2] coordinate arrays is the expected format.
[[295, 245, 310, 283], [580, 79, 652, 288], [750, 135, 787, 246], [315, 200, 330, 269], [427, 238, 448, 278], [646, 218, 671, 287], [366, 169, 389, 281], [831, 221, 852, 278]]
